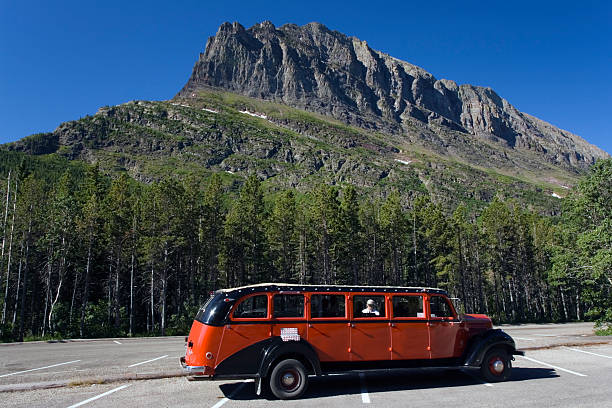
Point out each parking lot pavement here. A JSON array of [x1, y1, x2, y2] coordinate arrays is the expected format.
[[1, 324, 611, 407], [5, 344, 610, 408], [0, 336, 185, 387], [499, 322, 606, 350], [1, 378, 238, 408], [211, 344, 612, 408]]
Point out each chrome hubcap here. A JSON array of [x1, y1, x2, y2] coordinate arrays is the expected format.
[[492, 359, 504, 373], [282, 372, 296, 387]]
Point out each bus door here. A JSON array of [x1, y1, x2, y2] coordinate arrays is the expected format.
[[271, 292, 307, 342], [389, 294, 430, 360], [217, 293, 271, 364], [427, 294, 462, 359], [349, 294, 391, 361], [306, 293, 349, 362]]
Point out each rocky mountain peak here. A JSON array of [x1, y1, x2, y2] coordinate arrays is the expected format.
[[179, 21, 609, 170]]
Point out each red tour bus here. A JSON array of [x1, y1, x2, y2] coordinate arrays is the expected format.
[[180, 283, 523, 399]]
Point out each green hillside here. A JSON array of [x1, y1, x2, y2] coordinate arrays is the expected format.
[[3, 90, 576, 214]]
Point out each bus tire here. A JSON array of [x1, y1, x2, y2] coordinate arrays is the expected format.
[[269, 359, 308, 399], [480, 347, 512, 382]]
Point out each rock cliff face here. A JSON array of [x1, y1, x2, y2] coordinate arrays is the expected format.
[[179, 21, 608, 169]]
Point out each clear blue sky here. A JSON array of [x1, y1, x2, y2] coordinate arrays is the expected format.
[[1, 0, 611, 154]]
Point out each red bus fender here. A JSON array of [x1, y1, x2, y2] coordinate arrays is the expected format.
[[462, 329, 524, 367], [258, 338, 321, 383]]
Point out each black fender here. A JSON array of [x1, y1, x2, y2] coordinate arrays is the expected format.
[[462, 329, 522, 367], [258, 337, 322, 378]]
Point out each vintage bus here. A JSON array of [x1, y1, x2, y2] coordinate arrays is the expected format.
[[180, 283, 524, 399]]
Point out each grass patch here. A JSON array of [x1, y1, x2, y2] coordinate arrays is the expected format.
[[68, 379, 105, 387], [22, 333, 65, 342], [595, 324, 612, 336]]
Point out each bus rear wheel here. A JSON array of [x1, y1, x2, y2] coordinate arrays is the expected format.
[[269, 359, 308, 399]]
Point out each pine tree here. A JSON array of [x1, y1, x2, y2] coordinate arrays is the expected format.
[[310, 184, 340, 284], [359, 199, 382, 285], [43, 171, 77, 335], [153, 178, 186, 336], [378, 192, 406, 286], [104, 173, 132, 330], [336, 186, 362, 285], [479, 198, 516, 322], [201, 174, 225, 293], [555, 159, 612, 328], [266, 190, 298, 283], [12, 175, 45, 340], [423, 202, 454, 293], [76, 165, 106, 337], [220, 175, 268, 287], [177, 176, 202, 319]]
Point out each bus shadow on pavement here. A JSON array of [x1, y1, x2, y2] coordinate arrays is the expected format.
[[219, 367, 558, 400], [361, 368, 558, 396], [508, 367, 559, 381]]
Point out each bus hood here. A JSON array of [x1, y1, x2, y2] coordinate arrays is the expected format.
[[462, 314, 493, 330]]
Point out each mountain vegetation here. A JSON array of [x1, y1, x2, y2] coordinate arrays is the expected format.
[[2, 90, 594, 215]]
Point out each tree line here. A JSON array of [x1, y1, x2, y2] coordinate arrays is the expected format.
[[0, 158, 610, 341]]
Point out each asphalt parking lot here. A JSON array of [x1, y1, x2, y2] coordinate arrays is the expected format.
[[1, 322, 610, 407]]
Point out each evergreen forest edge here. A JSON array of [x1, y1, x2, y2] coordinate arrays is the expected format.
[[0, 150, 610, 342]]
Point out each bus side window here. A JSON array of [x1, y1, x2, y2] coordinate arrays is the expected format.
[[233, 295, 268, 318], [353, 295, 385, 317], [392, 295, 424, 318], [429, 296, 453, 318], [273, 294, 305, 318], [310, 294, 345, 318]]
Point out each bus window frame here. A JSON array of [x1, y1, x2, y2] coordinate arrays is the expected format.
[[230, 293, 271, 321], [271, 292, 307, 321], [390, 294, 427, 321], [307, 293, 347, 320], [350, 293, 389, 320], [427, 294, 458, 320]]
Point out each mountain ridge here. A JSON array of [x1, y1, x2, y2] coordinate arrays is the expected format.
[[178, 21, 608, 169]]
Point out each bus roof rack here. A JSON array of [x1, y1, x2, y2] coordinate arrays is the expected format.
[[217, 283, 448, 296]]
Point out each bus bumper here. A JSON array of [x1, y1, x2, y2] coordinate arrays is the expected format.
[[180, 356, 214, 377]]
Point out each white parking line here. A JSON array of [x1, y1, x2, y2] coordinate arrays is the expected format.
[[0, 360, 81, 378], [359, 372, 371, 403], [210, 380, 251, 408], [564, 347, 612, 359], [519, 356, 587, 377], [66, 384, 131, 408], [113, 340, 122, 345], [512, 337, 535, 341], [127, 355, 168, 368], [533, 334, 559, 337]]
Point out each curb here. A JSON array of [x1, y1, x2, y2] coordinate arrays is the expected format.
[[520, 340, 612, 351], [0, 336, 185, 347], [0, 371, 188, 393]]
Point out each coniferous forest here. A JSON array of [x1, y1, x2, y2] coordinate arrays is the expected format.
[[0, 152, 610, 342]]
